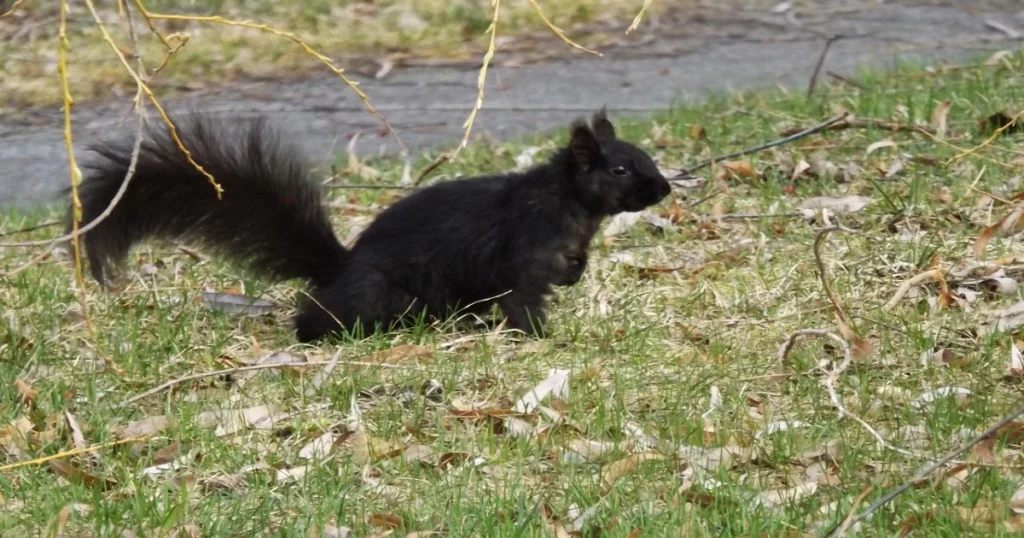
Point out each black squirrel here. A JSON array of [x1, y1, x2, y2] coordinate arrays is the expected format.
[[71, 110, 671, 342]]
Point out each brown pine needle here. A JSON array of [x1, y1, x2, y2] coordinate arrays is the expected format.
[[455, 0, 502, 159], [526, 0, 601, 56]]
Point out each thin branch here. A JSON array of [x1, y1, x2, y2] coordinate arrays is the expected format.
[[823, 402, 1024, 538], [121, 358, 429, 408], [0, 220, 60, 237], [0, 436, 150, 472], [133, 4, 405, 153], [778, 118, 937, 137], [526, 0, 601, 56], [826, 71, 867, 90], [0, 246, 54, 278], [414, 152, 452, 186], [883, 268, 943, 310], [627, 0, 655, 33], [0, 0, 26, 18], [454, 0, 501, 158], [813, 224, 859, 324], [57, 0, 101, 359], [807, 35, 841, 98], [680, 112, 849, 175]]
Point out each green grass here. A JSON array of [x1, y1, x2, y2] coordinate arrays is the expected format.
[[0, 0, 674, 110], [5, 50, 1024, 536]]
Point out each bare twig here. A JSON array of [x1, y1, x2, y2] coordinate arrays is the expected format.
[[133, 4, 405, 153], [121, 358, 429, 408], [526, 0, 601, 56], [807, 35, 841, 98], [813, 224, 860, 324], [711, 211, 804, 220], [830, 485, 875, 538], [454, 0, 501, 158], [627, 0, 655, 33], [0, 436, 150, 472], [324, 183, 417, 191], [414, 152, 452, 186], [823, 402, 1024, 538], [826, 71, 867, 90], [778, 118, 937, 137], [883, 268, 943, 310], [0, 246, 54, 278], [0, 220, 60, 237], [777, 329, 913, 455], [0, 0, 26, 17], [680, 112, 849, 175]]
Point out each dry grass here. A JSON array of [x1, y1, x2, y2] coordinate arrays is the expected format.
[[4, 50, 1024, 536]]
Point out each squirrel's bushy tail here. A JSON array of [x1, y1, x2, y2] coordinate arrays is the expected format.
[[73, 113, 346, 288]]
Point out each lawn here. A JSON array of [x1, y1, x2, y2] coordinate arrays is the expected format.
[[4, 48, 1024, 536]]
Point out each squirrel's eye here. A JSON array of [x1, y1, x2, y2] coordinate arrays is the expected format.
[[611, 165, 630, 176]]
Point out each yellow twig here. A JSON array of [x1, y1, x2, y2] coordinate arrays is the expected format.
[[627, 0, 654, 33], [526, 0, 601, 56], [0, 436, 149, 472], [83, 0, 223, 199], [913, 126, 1017, 171], [455, 0, 501, 158], [148, 33, 189, 81], [132, 3, 405, 153], [947, 108, 1024, 164], [130, 0, 170, 48], [0, 0, 26, 18], [57, 0, 101, 358]]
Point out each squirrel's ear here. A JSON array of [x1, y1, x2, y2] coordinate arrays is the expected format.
[[570, 122, 600, 172], [592, 107, 616, 141]]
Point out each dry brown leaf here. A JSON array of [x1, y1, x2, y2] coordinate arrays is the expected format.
[[974, 206, 1024, 259], [49, 460, 116, 490], [299, 432, 338, 460], [370, 344, 434, 364], [564, 439, 626, 462], [932, 99, 952, 138], [753, 481, 818, 509], [64, 411, 88, 452], [14, 379, 36, 406], [719, 160, 758, 179], [117, 415, 173, 439], [153, 441, 181, 465], [351, 429, 403, 466], [689, 124, 706, 140], [367, 513, 402, 530], [600, 452, 665, 488], [1006, 515, 1024, 532]]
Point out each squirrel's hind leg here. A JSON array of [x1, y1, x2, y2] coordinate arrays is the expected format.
[[293, 268, 423, 342]]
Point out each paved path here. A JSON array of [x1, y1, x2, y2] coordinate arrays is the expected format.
[[1, 1, 1022, 210]]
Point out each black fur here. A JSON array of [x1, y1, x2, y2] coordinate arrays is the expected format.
[[71, 110, 671, 342]]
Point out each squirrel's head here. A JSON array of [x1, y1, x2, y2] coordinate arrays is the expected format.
[[566, 109, 671, 215]]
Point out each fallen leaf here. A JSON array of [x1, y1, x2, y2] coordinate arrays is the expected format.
[[14, 379, 36, 406], [200, 292, 277, 316], [975, 206, 1024, 259], [983, 277, 1019, 295], [719, 160, 758, 179], [754, 420, 808, 440], [367, 513, 402, 530], [982, 301, 1024, 335], [275, 465, 308, 483], [865, 139, 897, 155], [64, 411, 89, 452], [601, 452, 665, 487], [513, 369, 570, 414], [563, 439, 625, 462], [753, 481, 818, 509], [370, 344, 434, 364], [309, 521, 352, 538], [910, 387, 971, 411], [985, 49, 1014, 65], [791, 159, 811, 180], [117, 415, 173, 439], [49, 460, 116, 490], [351, 429, 403, 466], [932, 100, 952, 139], [299, 432, 338, 460], [1007, 342, 1024, 377]]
